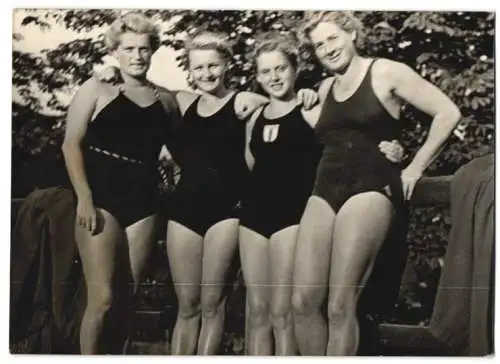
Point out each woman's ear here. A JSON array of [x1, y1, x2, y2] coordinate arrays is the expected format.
[[351, 30, 357, 43]]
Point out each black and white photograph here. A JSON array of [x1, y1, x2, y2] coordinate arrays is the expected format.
[[9, 7, 495, 357]]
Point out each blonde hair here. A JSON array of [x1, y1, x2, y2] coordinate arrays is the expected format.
[[300, 11, 365, 49], [252, 31, 301, 70], [104, 11, 160, 52], [184, 30, 234, 67]]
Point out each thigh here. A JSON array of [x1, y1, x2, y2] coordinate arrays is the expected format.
[[329, 192, 395, 297], [125, 214, 157, 282], [293, 196, 336, 296], [200, 219, 239, 301], [269, 226, 298, 309], [76, 208, 124, 290], [239, 226, 271, 305], [166, 220, 204, 306]]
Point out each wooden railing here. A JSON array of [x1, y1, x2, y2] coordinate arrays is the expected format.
[[10, 175, 453, 355], [379, 175, 452, 354]]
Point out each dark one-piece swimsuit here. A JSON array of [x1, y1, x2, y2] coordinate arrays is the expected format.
[[82, 86, 174, 228], [312, 59, 405, 212], [313, 59, 410, 321], [169, 93, 250, 236], [240, 105, 322, 239]]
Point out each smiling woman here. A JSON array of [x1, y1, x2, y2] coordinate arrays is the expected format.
[[291, 11, 462, 356], [160, 29, 322, 356]]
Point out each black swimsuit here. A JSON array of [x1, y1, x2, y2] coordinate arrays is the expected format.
[[240, 106, 322, 238], [313, 59, 410, 320], [82, 87, 174, 228], [169, 93, 249, 236], [313, 60, 404, 212]]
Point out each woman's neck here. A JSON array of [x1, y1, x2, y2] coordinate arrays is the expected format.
[[268, 91, 297, 108], [119, 70, 149, 87], [265, 92, 298, 117], [201, 86, 232, 100], [334, 55, 364, 88]]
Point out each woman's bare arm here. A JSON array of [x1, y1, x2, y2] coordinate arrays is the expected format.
[[391, 61, 461, 171], [235, 91, 269, 120], [62, 77, 100, 200], [61, 77, 101, 232], [385, 59, 462, 198]]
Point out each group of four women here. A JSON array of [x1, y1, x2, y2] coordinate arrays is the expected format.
[[61, 10, 462, 356]]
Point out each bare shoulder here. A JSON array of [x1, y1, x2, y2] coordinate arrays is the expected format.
[[66, 77, 110, 130], [74, 76, 108, 99], [175, 90, 198, 103], [68, 76, 113, 114], [173, 90, 198, 115], [155, 85, 178, 104], [372, 58, 416, 82]]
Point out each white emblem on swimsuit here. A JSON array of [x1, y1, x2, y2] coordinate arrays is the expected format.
[[263, 124, 280, 143]]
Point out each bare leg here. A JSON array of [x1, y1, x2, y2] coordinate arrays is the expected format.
[[125, 214, 157, 294], [326, 192, 394, 356], [292, 196, 336, 356], [166, 221, 203, 355], [76, 209, 124, 354], [239, 226, 272, 355], [269, 225, 298, 356], [244, 295, 250, 353], [120, 214, 157, 353], [197, 219, 239, 355]]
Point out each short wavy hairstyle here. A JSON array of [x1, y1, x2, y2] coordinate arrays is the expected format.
[[104, 11, 161, 53], [183, 30, 234, 67], [251, 31, 302, 71], [299, 11, 365, 49]]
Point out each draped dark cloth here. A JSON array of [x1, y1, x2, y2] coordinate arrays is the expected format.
[[10, 187, 85, 354], [429, 154, 494, 356]]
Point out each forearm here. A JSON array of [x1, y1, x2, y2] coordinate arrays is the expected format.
[[244, 147, 255, 171], [62, 143, 93, 200], [408, 109, 461, 172]]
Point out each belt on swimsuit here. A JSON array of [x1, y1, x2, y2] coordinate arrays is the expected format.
[[88, 145, 144, 165]]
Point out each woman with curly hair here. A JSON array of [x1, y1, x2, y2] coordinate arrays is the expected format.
[[291, 11, 461, 355]]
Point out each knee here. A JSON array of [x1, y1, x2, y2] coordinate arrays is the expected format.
[[201, 292, 223, 319], [248, 300, 270, 328], [178, 299, 201, 320], [292, 289, 322, 316], [327, 297, 352, 327], [87, 286, 114, 318], [271, 304, 293, 329]]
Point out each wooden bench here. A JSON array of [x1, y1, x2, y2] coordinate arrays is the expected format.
[[10, 175, 453, 355]]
